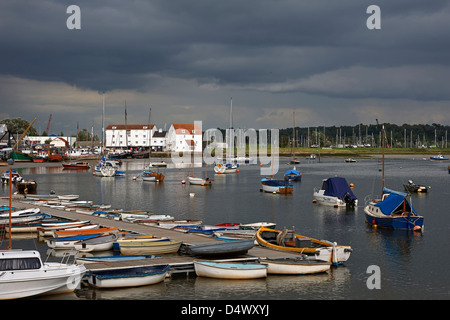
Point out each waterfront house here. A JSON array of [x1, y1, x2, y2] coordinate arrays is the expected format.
[[151, 129, 167, 151], [166, 123, 202, 153], [105, 124, 156, 150]]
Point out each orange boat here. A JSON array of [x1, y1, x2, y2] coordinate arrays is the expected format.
[[54, 226, 119, 237]]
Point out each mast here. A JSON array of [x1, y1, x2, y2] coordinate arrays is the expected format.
[[8, 168, 12, 249], [292, 111, 296, 169], [382, 124, 385, 190]]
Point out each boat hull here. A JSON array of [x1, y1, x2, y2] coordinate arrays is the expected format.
[[188, 176, 213, 185], [185, 239, 254, 257], [313, 190, 358, 207], [118, 240, 182, 255], [0, 250, 86, 300], [261, 258, 331, 275], [364, 205, 424, 230], [194, 261, 267, 279], [86, 265, 169, 288], [255, 227, 352, 264]]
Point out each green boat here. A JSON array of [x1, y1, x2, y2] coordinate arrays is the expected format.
[[10, 151, 33, 161]]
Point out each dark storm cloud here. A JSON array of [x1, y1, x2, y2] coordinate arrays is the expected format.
[[0, 0, 450, 131], [1, 0, 448, 96]]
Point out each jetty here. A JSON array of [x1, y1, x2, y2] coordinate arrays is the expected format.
[[1, 196, 299, 276]]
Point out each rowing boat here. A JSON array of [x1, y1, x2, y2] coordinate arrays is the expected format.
[[193, 261, 267, 280], [255, 227, 352, 264]]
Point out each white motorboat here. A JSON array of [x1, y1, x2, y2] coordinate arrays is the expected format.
[[313, 177, 358, 207], [0, 249, 86, 300]]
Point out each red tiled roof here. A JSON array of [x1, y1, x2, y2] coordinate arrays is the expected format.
[[172, 123, 201, 135]]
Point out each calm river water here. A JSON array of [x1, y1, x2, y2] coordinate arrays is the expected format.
[[1, 155, 449, 301]]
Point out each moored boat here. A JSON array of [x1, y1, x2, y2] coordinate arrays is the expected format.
[[0, 249, 86, 299], [188, 176, 213, 186], [75, 254, 160, 264], [364, 188, 424, 231], [284, 169, 302, 182], [53, 226, 118, 237], [62, 162, 90, 170], [141, 170, 165, 182], [73, 234, 117, 252], [183, 239, 255, 257], [259, 257, 331, 275], [313, 177, 357, 207], [85, 264, 170, 288], [261, 178, 293, 194], [255, 227, 352, 264], [117, 238, 182, 255], [193, 261, 267, 280], [403, 180, 431, 193], [46, 234, 102, 250], [430, 154, 448, 161]]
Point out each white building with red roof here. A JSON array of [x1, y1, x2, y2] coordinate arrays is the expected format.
[[166, 123, 202, 152]]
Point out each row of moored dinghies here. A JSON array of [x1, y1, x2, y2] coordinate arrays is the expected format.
[[1, 193, 353, 297]]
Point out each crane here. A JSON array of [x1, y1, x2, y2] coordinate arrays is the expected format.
[[13, 118, 36, 149], [46, 114, 52, 134]]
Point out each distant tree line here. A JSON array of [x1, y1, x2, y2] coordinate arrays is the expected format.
[[278, 123, 450, 149]]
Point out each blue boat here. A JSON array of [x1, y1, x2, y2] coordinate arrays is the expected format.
[[430, 154, 448, 161], [364, 188, 424, 231], [284, 169, 302, 182], [76, 254, 160, 263]]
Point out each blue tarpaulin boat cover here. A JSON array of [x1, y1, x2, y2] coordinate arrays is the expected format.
[[375, 189, 418, 216], [284, 169, 300, 175], [323, 177, 357, 200]]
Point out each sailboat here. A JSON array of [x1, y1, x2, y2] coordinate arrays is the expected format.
[[93, 94, 123, 177], [0, 169, 86, 300], [261, 141, 293, 194], [364, 123, 424, 231], [284, 111, 302, 182], [188, 133, 213, 186]]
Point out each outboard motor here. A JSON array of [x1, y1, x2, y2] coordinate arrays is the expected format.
[[343, 192, 356, 208]]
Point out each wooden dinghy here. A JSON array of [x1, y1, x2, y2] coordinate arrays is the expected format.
[[73, 234, 117, 252], [255, 227, 352, 265], [53, 226, 118, 237], [75, 254, 160, 264], [46, 234, 102, 249], [86, 265, 170, 288], [38, 220, 91, 236], [117, 237, 182, 255], [193, 261, 267, 280], [184, 239, 255, 257], [259, 257, 331, 275]]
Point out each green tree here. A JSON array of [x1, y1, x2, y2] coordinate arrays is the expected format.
[[0, 118, 38, 136]]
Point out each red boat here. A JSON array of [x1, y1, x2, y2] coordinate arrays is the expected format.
[[62, 162, 90, 170]]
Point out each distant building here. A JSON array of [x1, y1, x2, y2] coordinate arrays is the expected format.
[[151, 129, 167, 151], [25, 136, 75, 148], [105, 124, 156, 149], [166, 123, 202, 153]]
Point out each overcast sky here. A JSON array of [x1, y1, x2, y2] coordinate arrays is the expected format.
[[0, 0, 449, 136]]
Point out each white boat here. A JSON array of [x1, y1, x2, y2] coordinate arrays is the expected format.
[[141, 170, 165, 182], [38, 220, 91, 237], [0, 249, 86, 300], [261, 178, 294, 194], [56, 194, 80, 201], [73, 234, 117, 252], [46, 234, 102, 249], [86, 264, 170, 288], [214, 163, 238, 174], [260, 257, 331, 275], [117, 238, 182, 255], [0, 207, 40, 218], [313, 177, 358, 207], [157, 220, 203, 229], [188, 176, 213, 185], [239, 222, 276, 230], [193, 261, 267, 280]]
